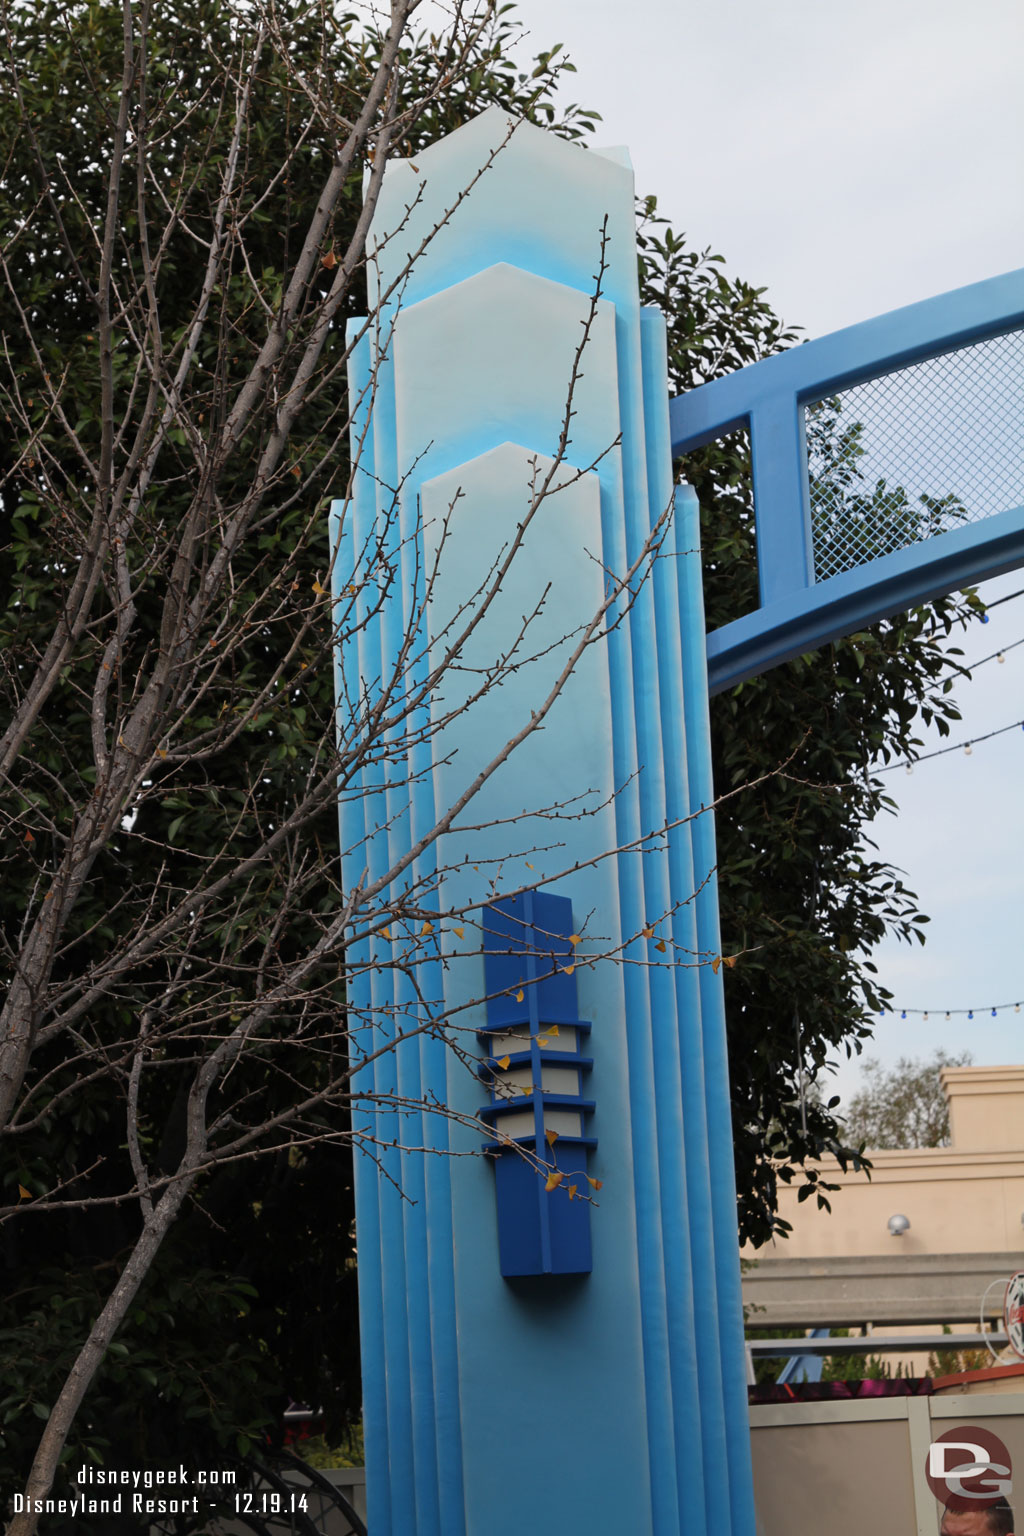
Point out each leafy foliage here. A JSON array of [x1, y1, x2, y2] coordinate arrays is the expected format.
[[0, 1, 600, 1520], [637, 211, 983, 1245], [746, 1325, 914, 1388], [0, 5, 988, 1521], [926, 1323, 990, 1379], [807, 396, 971, 576], [842, 1049, 973, 1150]]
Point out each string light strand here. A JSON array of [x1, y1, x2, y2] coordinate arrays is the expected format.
[[964, 633, 1024, 670], [874, 716, 1024, 774], [980, 586, 1024, 613], [877, 1001, 1024, 1020]]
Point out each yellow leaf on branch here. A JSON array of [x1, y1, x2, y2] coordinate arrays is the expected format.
[[587, 1177, 603, 1191], [544, 1171, 564, 1192], [497, 1055, 510, 1071], [711, 957, 722, 974], [545, 1129, 559, 1147], [18, 1185, 32, 1201]]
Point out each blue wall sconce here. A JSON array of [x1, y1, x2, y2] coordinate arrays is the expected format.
[[478, 891, 596, 1277]]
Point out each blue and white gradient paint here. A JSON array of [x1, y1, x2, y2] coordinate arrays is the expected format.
[[330, 109, 755, 1536]]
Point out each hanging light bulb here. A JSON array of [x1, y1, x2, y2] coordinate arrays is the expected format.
[[906, 764, 913, 775], [992, 1007, 998, 1017], [998, 653, 1006, 663], [1017, 1004, 1021, 1013], [982, 613, 990, 624], [901, 1010, 907, 1019], [923, 1012, 929, 1021], [946, 1012, 951, 1021], [968, 1010, 974, 1019], [965, 744, 973, 755]]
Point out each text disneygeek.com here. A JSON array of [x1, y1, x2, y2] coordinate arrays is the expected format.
[[12, 1463, 242, 1519]]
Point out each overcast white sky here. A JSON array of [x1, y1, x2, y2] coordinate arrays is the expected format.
[[492, 0, 1024, 1101], [502, 0, 1024, 337]]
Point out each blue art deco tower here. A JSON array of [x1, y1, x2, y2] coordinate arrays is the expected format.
[[331, 109, 755, 1536]]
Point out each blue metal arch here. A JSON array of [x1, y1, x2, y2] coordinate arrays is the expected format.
[[669, 268, 1024, 694]]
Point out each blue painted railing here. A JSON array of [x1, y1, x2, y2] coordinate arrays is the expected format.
[[669, 268, 1024, 693], [777, 1327, 829, 1386]]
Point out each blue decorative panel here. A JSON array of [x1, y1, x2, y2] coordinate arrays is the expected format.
[[478, 892, 595, 1277], [482, 892, 580, 1026], [331, 107, 757, 1536], [324, 102, 1024, 1536]]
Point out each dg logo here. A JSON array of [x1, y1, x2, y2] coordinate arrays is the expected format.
[[926, 1426, 1013, 1510]]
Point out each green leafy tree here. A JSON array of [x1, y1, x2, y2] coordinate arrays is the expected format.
[[843, 1049, 973, 1150], [807, 395, 971, 575], [926, 1323, 990, 1378], [637, 214, 982, 1245], [745, 1325, 913, 1389], [0, 1, 984, 1524], [0, 2, 611, 1527]]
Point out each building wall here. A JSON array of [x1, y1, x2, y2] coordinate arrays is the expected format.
[[746, 1066, 1024, 1261], [742, 1066, 1024, 1365]]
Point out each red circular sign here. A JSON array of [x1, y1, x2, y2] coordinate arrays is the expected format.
[[1004, 1271, 1024, 1360], [925, 1425, 1013, 1511]]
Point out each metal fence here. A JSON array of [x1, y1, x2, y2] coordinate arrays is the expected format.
[[808, 328, 1024, 582], [667, 268, 1024, 691]]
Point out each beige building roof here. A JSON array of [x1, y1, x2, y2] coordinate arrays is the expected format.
[[742, 1064, 1024, 1329]]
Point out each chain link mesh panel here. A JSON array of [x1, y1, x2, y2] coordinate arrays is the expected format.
[[807, 328, 1024, 583]]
